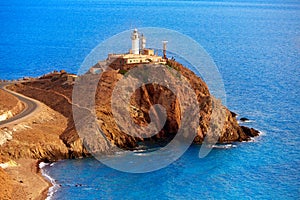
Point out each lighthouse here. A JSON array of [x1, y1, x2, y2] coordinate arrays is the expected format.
[[131, 28, 139, 54], [104, 29, 168, 71]]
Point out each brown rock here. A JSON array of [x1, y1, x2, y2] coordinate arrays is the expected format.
[[7, 62, 259, 157], [0, 167, 13, 200], [0, 89, 25, 120], [241, 126, 260, 137]]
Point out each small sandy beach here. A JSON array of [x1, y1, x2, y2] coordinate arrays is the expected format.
[[1, 158, 51, 200]]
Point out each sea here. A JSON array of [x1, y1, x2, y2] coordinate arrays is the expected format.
[[1, 0, 300, 199]]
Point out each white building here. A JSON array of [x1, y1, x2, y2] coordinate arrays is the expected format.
[[130, 28, 139, 54], [90, 29, 167, 73]]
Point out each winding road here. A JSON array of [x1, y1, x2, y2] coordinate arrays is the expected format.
[[0, 82, 38, 127]]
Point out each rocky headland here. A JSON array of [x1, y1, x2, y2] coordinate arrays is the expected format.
[[3, 61, 259, 159], [0, 61, 259, 199]]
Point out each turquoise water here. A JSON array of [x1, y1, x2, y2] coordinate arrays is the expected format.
[[1, 0, 300, 199]]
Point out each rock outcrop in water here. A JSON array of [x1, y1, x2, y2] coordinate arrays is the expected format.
[[2, 61, 259, 161]]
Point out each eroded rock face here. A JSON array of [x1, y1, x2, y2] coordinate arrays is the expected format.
[[7, 61, 259, 159], [0, 90, 25, 121], [92, 61, 255, 148], [0, 102, 70, 162]]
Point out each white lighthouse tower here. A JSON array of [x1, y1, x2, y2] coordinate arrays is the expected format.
[[131, 28, 139, 54]]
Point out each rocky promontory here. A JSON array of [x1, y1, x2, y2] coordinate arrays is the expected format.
[[1, 61, 259, 162], [0, 60, 260, 199]]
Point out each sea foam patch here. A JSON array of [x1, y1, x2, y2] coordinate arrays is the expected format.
[[40, 162, 60, 200]]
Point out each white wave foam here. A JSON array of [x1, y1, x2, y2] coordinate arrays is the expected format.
[[50, 162, 56, 167], [238, 120, 255, 124], [115, 151, 127, 155], [258, 130, 266, 136], [212, 144, 237, 149], [133, 152, 150, 156], [133, 149, 147, 153], [39, 162, 60, 200], [38, 162, 49, 169]]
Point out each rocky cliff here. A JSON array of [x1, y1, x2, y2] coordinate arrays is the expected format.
[[0, 99, 69, 161], [91, 60, 259, 150], [4, 61, 259, 161], [0, 89, 24, 122]]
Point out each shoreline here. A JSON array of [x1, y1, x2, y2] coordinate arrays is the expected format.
[[2, 158, 52, 200], [2, 128, 263, 200], [38, 161, 53, 200], [37, 131, 264, 199], [0, 85, 69, 199], [39, 161, 60, 200], [0, 72, 261, 199]]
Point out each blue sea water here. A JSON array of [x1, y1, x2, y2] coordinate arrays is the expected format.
[[1, 0, 300, 199]]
